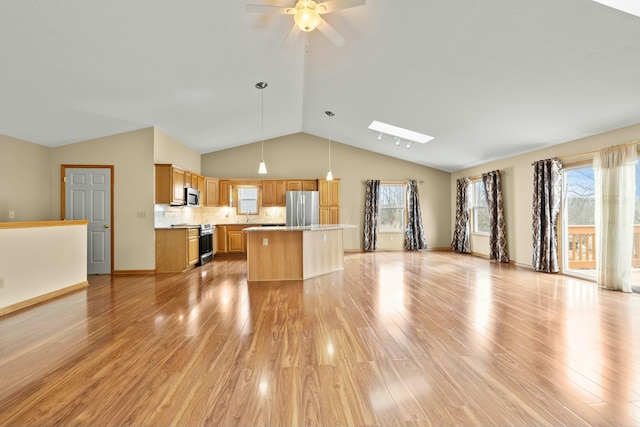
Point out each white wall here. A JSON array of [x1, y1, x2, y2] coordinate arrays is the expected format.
[[0, 222, 87, 310], [451, 122, 640, 266], [50, 128, 156, 271], [0, 135, 53, 221], [201, 133, 452, 251]]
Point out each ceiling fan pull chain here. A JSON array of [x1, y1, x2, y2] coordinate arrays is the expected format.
[[305, 31, 310, 53]]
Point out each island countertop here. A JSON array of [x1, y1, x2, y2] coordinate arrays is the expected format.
[[244, 224, 354, 281], [243, 224, 356, 232]]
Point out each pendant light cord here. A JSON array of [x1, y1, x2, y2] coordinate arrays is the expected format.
[[261, 86, 264, 162]]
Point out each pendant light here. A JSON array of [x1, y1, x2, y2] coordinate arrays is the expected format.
[[256, 81, 268, 174], [325, 110, 335, 181]]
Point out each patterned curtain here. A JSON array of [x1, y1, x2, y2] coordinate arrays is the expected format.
[[594, 144, 637, 292], [482, 170, 509, 263], [405, 180, 428, 250], [451, 177, 471, 253], [532, 158, 563, 272], [363, 180, 380, 252]]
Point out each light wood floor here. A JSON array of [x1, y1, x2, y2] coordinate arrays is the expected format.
[[2, 251, 640, 426]]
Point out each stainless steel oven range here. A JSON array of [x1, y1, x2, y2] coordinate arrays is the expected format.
[[198, 224, 214, 266]]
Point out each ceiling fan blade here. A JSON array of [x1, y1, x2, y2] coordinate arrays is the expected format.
[[316, 18, 345, 46], [245, 4, 295, 14], [317, 0, 365, 14], [281, 23, 302, 48]]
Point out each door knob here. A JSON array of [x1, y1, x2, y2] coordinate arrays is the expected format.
[[104, 224, 110, 228]]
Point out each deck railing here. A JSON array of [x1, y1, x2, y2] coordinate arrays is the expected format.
[[567, 225, 640, 269]]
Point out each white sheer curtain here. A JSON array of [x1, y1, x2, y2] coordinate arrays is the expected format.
[[594, 144, 637, 292]]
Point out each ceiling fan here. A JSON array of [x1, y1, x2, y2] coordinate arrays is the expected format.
[[245, 0, 365, 48]]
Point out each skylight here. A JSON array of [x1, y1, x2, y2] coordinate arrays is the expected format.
[[368, 121, 434, 144], [592, 0, 640, 18]]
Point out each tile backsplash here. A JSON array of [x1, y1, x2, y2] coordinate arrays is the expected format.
[[154, 205, 286, 227]]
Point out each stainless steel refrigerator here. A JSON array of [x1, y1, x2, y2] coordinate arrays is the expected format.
[[286, 191, 319, 226]]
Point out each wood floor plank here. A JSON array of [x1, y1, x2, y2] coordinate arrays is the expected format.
[[3, 251, 640, 426]]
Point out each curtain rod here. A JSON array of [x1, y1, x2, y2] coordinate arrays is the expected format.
[[530, 140, 639, 166], [360, 179, 423, 184], [465, 170, 503, 181]]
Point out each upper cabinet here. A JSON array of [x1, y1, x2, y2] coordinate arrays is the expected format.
[[302, 180, 318, 191], [155, 164, 186, 206], [185, 172, 201, 190], [286, 180, 317, 192], [204, 178, 230, 207], [219, 180, 229, 206], [204, 177, 219, 206], [262, 180, 286, 207]]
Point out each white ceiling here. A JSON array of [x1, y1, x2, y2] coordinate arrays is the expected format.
[[2, 0, 640, 172]]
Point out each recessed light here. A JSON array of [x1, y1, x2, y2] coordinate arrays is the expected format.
[[367, 120, 434, 144]]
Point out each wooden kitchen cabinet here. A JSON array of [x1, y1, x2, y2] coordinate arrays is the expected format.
[[225, 225, 252, 254], [318, 178, 340, 224], [204, 178, 229, 207], [215, 225, 227, 254], [318, 178, 340, 206], [286, 180, 317, 192], [262, 180, 286, 206], [302, 180, 317, 191], [320, 206, 340, 225], [155, 164, 186, 205], [227, 225, 246, 253], [204, 178, 220, 206], [219, 180, 229, 206], [156, 227, 200, 272]]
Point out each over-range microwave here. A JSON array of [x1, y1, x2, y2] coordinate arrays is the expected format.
[[184, 187, 200, 207]]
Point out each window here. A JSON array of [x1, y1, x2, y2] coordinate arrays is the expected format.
[[237, 187, 258, 214], [472, 179, 490, 234], [379, 183, 406, 231]]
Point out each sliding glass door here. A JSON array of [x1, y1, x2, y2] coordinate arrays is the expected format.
[[562, 161, 640, 287], [562, 164, 597, 280]]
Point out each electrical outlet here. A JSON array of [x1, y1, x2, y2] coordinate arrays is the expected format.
[[263, 238, 268, 246], [8, 211, 15, 219], [136, 211, 147, 219], [323, 234, 327, 242], [0, 278, 5, 289]]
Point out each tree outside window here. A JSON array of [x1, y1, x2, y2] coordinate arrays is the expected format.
[[379, 183, 405, 231], [473, 179, 490, 234]]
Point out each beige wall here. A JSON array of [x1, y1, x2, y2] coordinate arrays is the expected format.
[[451, 122, 640, 267], [201, 133, 452, 250], [0, 135, 52, 221], [0, 223, 87, 310], [153, 127, 202, 173], [50, 128, 156, 271]]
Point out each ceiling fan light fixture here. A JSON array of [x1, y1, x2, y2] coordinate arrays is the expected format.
[[294, 0, 322, 32]]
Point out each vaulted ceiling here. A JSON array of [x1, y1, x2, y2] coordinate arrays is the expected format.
[[2, 0, 640, 172]]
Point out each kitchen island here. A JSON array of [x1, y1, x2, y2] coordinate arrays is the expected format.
[[244, 224, 355, 281]]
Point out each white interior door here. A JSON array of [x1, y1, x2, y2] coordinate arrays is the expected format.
[[65, 167, 112, 275]]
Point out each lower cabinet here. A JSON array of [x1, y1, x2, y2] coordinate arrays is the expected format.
[[216, 225, 252, 255], [156, 228, 200, 272], [215, 225, 227, 254], [227, 225, 251, 253]]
